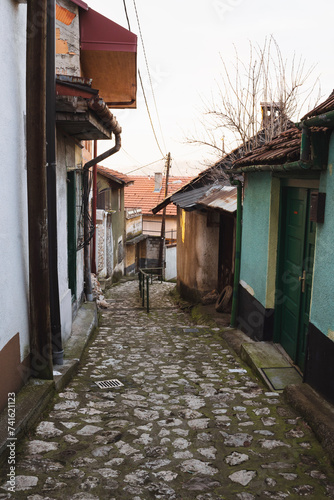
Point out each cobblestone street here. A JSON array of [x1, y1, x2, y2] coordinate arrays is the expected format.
[[1, 279, 334, 499]]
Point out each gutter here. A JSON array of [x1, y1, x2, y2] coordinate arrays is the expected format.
[[233, 160, 323, 174], [297, 110, 334, 129]]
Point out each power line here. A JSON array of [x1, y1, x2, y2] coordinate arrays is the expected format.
[[127, 157, 165, 174], [138, 70, 165, 157], [122, 0, 167, 158], [122, 0, 131, 29], [132, 0, 167, 154]]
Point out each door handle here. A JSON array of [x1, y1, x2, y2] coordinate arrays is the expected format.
[[299, 270, 306, 293]]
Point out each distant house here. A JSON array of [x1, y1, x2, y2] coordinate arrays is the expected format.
[[95, 166, 132, 280], [124, 174, 192, 243], [153, 163, 239, 303], [232, 92, 334, 404]]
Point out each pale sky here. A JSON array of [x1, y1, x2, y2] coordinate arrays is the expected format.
[[88, 0, 333, 177]]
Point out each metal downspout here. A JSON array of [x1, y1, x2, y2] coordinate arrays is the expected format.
[[83, 132, 122, 301], [47, 0, 63, 365], [230, 180, 242, 328]]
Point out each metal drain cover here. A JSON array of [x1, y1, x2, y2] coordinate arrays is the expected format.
[[95, 379, 124, 389]]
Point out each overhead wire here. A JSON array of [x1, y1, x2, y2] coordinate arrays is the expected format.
[[122, 0, 167, 159], [126, 157, 165, 174], [132, 0, 167, 154]]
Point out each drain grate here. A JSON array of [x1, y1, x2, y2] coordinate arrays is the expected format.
[[95, 379, 124, 389]]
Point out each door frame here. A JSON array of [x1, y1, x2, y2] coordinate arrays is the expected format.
[[274, 178, 319, 369]]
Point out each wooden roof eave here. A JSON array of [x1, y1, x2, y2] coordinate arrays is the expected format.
[[233, 160, 324, 173]]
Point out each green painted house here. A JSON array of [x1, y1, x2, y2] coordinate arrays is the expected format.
[[233, 92, 334, 404]]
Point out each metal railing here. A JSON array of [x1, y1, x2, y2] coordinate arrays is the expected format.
[[138, 267, 163, 313]]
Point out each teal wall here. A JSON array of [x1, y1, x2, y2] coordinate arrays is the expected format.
[[310, 131, 334, 339], [240, 171, 272, 307]]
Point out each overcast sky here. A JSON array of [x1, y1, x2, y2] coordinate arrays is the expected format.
[[88, 0, 333, 177]]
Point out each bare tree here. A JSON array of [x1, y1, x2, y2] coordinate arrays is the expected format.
[[188, 36, 320, 158]]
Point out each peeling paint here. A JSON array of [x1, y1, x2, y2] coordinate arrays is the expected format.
[[327, 329, 334, 341], [56, 5, 76, 25], [56, 28, 69, 54], [240, 280, 255, 296], [181, 209, 186, 243]]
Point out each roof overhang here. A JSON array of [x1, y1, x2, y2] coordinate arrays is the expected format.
[[126, 234, 149, 246], [70, 0, 88, 10], [56, 95, 113, 140], [79, 8, 137, 108]]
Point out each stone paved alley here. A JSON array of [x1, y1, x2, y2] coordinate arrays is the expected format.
[[1, 280, 334, 499]]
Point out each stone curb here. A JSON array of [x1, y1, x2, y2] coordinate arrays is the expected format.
[[284, 383, 334, 465], [220, 328, 334, 466], [0, 301, 97, 467]]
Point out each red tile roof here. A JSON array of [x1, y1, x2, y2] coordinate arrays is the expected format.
[[97, 165, 132, 185], [124, 175, 192, 216]]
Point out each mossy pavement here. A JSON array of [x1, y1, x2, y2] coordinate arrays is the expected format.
[[1, 280, 334, 499]]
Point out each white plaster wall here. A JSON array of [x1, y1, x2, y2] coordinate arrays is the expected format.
[[56, 133, 72, 342], [165, 245, 177, 280], [0, 2, 30, 360]]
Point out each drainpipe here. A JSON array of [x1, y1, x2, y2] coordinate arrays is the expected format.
[[83, 132, 122, 301], [26, 0, 53, 379], [297, 110, 334, 129], [46, 0, 63, 365], [230, 179, 242, 328], [91, 140, 97, 275]]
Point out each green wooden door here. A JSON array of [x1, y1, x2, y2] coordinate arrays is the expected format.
[[276, 187, 315, 371]]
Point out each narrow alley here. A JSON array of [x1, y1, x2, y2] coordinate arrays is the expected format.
[[1, 280, 334, 499]]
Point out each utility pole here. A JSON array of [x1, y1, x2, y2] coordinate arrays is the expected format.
[[158, 153, 171, 278]]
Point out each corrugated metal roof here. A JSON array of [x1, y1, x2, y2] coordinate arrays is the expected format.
[[198, 186, 237, 213], [171, 185, 213, 210]]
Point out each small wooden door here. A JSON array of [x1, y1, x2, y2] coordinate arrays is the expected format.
[[276, 187, 315, 371]]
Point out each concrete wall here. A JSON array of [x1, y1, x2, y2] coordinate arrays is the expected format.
[[0, 1, 30, 409], [310, 131, 334, 340], [240, 172, 273, 308], [56, 0, 80, 76], [96, 180, 126, 279], [126, 212, 142, 239], [56, 132, 84, 342], [143, 215, 177, 240], [177, 209, 219, 300]]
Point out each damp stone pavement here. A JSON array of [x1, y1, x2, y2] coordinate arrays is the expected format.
[[1, 280, 334, 500]]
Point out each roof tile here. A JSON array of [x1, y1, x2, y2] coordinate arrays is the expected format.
[[124, 175, 192, 215], [97, 165, 132, 185]]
